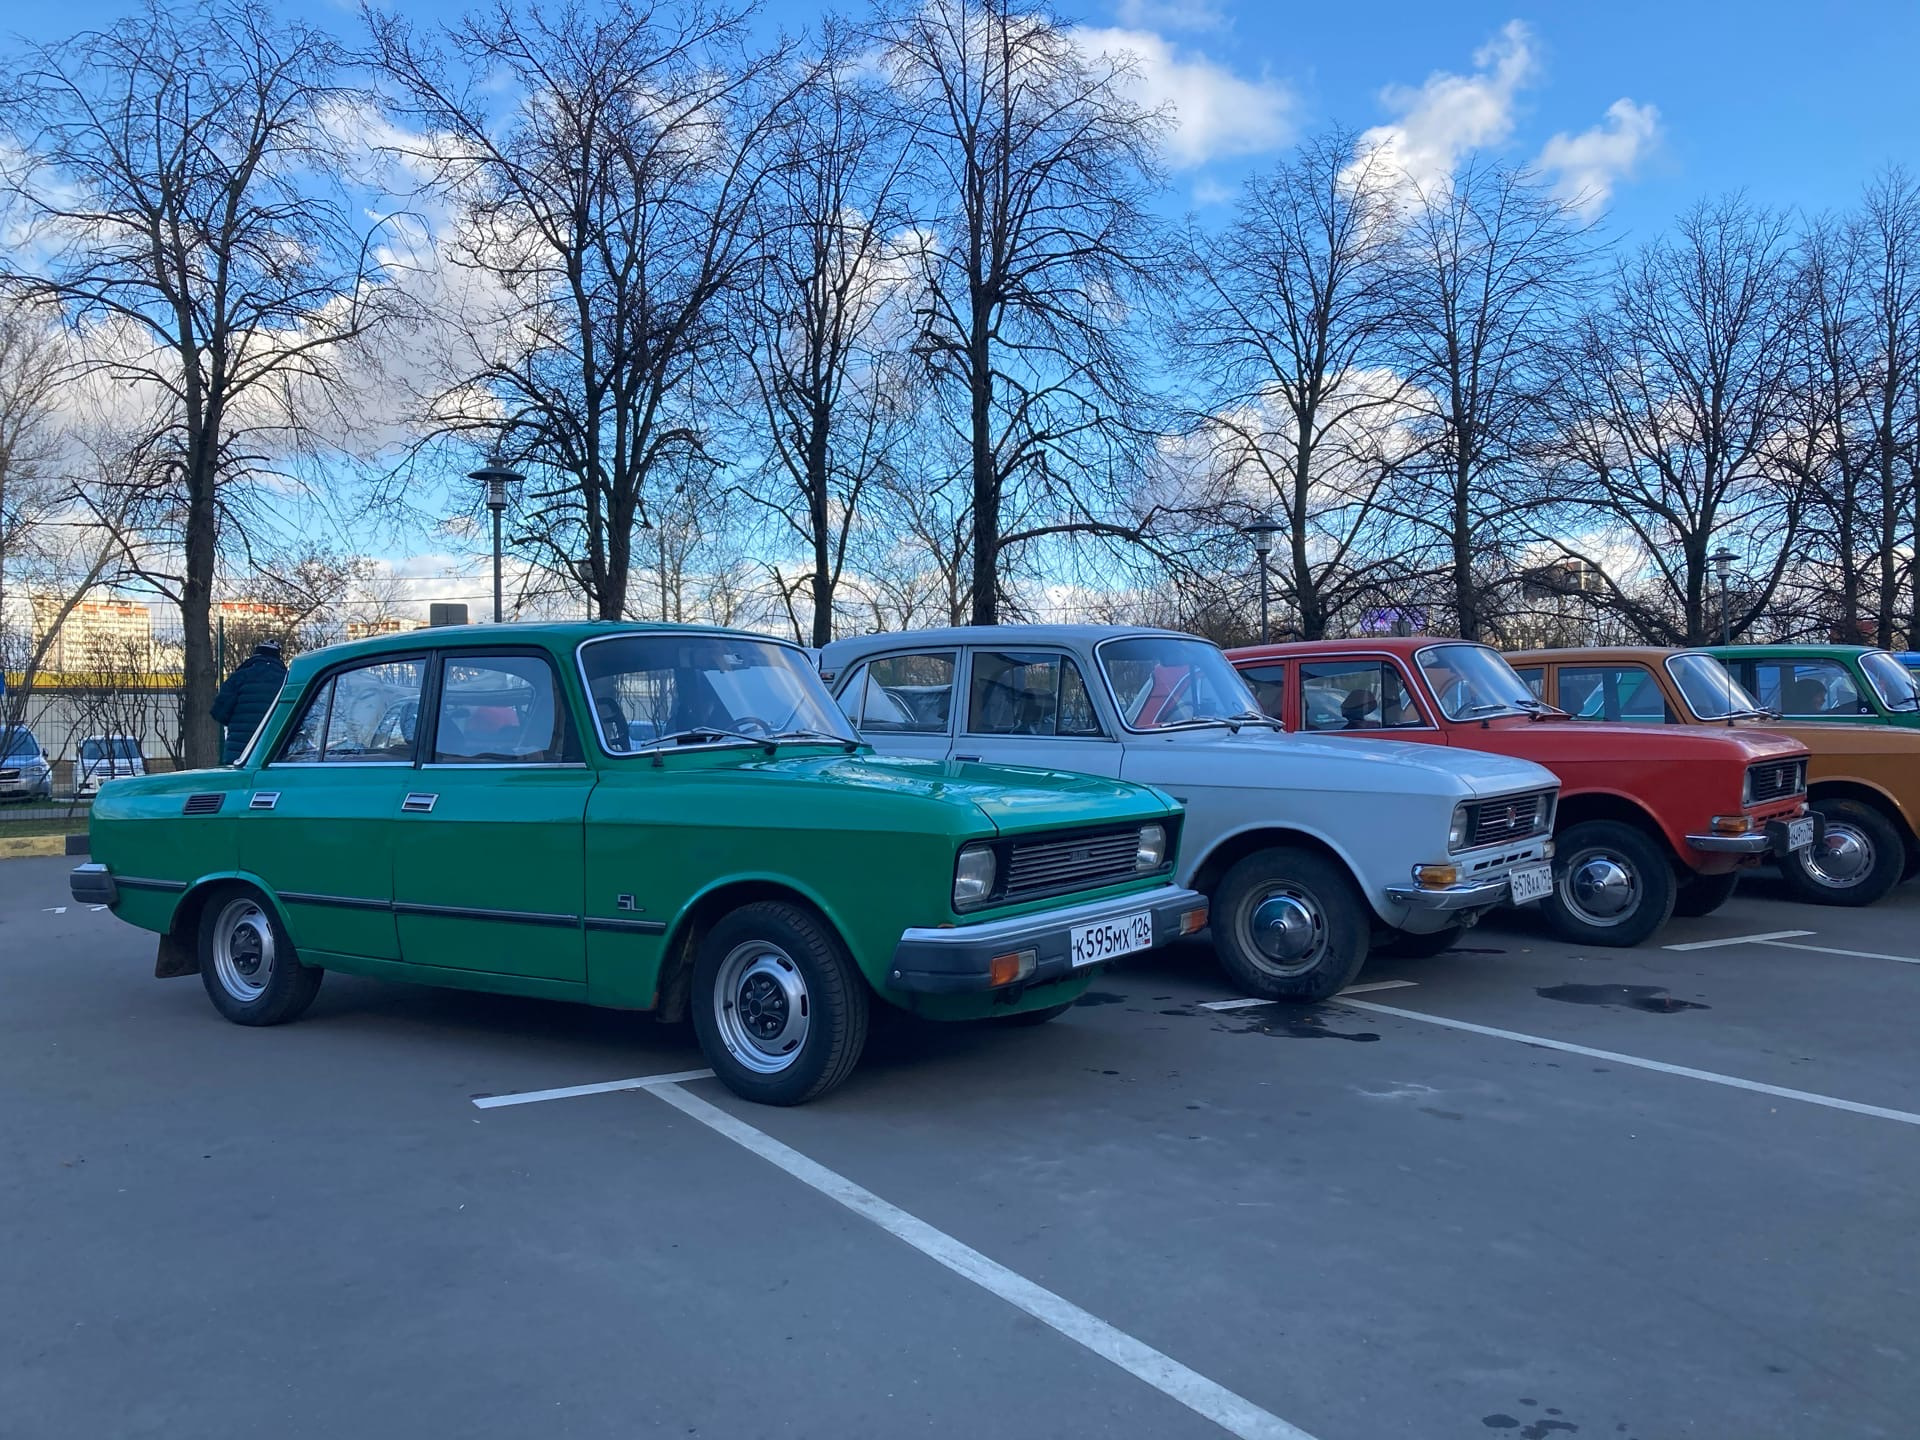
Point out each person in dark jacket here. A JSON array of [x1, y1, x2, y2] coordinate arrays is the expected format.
[[210, 640, 287, 763]]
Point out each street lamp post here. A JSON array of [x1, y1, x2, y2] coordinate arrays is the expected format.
[[469, 460, 525, 624], [1709, 547, 1739, 645], [1239, 517, 1284, 644]]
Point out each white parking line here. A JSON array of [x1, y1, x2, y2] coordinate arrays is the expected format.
[[1663, 929, 1814, 951], [649, 1081, 1315, 1440], [1758, 939, 1920, 966], [1338, 999, 1920, 1127], [471, 1068, 715, 1108], [1197, 980, 1417, 1012]]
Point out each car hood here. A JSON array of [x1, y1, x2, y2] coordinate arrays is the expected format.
[[1125, 727, 1555, 800], [738, 751, 1176, 836], [1479, 718, 1807, 764], [1734, 718, 1920, 757]]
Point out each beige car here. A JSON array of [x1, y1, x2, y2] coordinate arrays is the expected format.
[[1509, 646, 1920, 907]]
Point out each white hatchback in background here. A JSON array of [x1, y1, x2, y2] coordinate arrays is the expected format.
[[820, 626, 1561, 1002], [75, 735, 146, 797]]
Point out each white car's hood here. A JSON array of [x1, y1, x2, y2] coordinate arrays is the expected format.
[[1120, 725, 1555, 800]]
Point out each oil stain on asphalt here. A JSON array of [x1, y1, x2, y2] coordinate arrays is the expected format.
[[1537, 982, 1709, 1014]]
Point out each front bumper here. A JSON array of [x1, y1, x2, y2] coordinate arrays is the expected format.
[[1385, 877, 1513, 912], [71, 863, 116, 906], [889, 884, 1206, 994], [1687, 813, 1823, 858]]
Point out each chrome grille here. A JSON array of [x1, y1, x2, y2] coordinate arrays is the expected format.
[[1747, 758, 1806, 804], [1003, 827, 1146, 903], [0, 769, 18, 783], [1466, 790, 1552, 849]]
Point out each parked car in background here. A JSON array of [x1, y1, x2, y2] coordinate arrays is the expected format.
[[76, 735, 146, 797], [1890, 651, 1920, 687], [820, 626, 1561, 1001], [1227, 638, 1815, 946], [1, 726, 55, 802], [1704, 645, 1920, 730], [73, 622, 1202, 1106], [1510, 646, 1920, 907]]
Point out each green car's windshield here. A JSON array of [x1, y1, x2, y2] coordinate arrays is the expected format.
[[1415, 644, 1539, 720], [1860, 650, 1920, 712], [1667, 653, 1766, 720], [580, 633, 857, 754]]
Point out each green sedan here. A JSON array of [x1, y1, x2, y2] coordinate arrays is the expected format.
[[1705, 644, 1920, 730], [72, 622, 1203, 1104]]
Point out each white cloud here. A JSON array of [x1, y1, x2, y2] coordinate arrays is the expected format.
[[1537, 98, 1661, 214], [1192, 176, 1235, 207], [1114, 0, 1228, 32], [1352, 20, 1538, 195], [1076, 26, 1294, 169]]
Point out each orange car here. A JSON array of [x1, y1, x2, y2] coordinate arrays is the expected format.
[[1510, 647, 1920, 907]]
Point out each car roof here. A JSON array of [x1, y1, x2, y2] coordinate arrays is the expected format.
[[1504, 645, 1685, 663], [819, 624, 1194, 663], [288, 620, 804, 677], [1704, 643, 1884, 658], [1227, 636, 1480, 660]]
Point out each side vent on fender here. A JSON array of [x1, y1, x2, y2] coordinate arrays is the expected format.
[[182, 793, 225, 816]]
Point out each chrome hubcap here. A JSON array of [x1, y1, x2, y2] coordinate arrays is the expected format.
[[713, 942, 810, 1074], [1801, 824, 1872, 887], [212, 898, 274, 1002], [1240, 886, 1328, 977], [1561, 851, 1641, 925]]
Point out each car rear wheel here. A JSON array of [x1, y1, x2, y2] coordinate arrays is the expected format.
[[692, 901, 869, 1105], [1544, 820, 1676, 947], [1211, 847, 1370, 1002], [1672, 869, 1741, 917], [198, 889, 323, 1025], [1778, 798, 1906, 907]]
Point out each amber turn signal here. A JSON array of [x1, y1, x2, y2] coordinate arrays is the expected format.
[[1710, 814, 1756, 835], [988, 949, 1038, 987], [1413, 863, 1460, 889], [1178, 905, 1209, 936]]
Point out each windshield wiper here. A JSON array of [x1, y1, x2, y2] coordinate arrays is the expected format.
[[773, 728, 862, 752], [1457, 701, 1518, 717], [1515, 699, 1568, 720], [632, 726, 778, 756]]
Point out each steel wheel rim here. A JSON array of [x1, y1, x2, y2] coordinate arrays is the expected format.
[[713, 941, 810, 1075], [1235, 883, 1330, 978], [212, 898, 275, 1002], [1800, 822, 1873, 889], [1559, 848, 1642, 927]]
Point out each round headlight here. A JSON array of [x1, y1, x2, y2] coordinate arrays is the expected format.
[[1135, 823, 1167, 871], [953, 843, 997, 908], [1448, 804, 1470, 851]]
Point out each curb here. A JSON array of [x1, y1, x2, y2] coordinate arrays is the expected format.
[[0, 834, 87, 861]]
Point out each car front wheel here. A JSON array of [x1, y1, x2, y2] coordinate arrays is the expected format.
[[198, 889, 323, 1025], [1672, 869, 1741, 917], [1211, 847, 1370, 1002], [1777, 798, 1906, 907], [1544, 820, 1677, 947], [692, 901, 869, 1105]]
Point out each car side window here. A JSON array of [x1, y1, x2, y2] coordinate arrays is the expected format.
[[849, 652, 957, 734], [1238, 663, 1287, 721], [1750, 660, 1862, 716], [1510, 665, 1545, 699], [1300, 661, 1426, 731], [1559, 665, 1674, 722], [432, 653, 575, 764], [279, 658, 426, 764], [968, 651, 1104, 737]]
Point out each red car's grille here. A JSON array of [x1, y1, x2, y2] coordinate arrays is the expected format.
[[1747, 759, 1806, 804], [1466, 790, 1553, 848]]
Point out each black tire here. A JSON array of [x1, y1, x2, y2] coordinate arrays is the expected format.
[[995, 1001, 1075, 1027], [1210, 846, 1370, 1002], [1672, 869, 1741, 918], [1777, 798, 1907, 907], [1544, 819, 1677, 947], [691, 900, 869, 1106], [1380, 923, 1468, 959], [197, 887, 323, 1025]]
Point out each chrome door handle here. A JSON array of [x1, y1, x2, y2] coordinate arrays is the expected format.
[[401, 792, 438, 813]]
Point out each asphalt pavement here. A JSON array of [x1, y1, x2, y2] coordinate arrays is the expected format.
[[3, 856, 1917, 1440]]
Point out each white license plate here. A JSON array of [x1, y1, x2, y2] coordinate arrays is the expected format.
[[1071, 910, 1154, 967], [1785, 816, 1815, 852], [1508, 863, 1555, 905]]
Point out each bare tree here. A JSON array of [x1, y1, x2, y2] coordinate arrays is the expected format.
[[370, 0, 800, 622], [876, 0, 1167, 624], [1853, 171, 1920, 643], [0, 0, 388, 765], [1549, 197, 1810, 644], [1390, 160, 1595, 641], [0, 303, 62, 692], [1177, 132, 1412, 639], [735, 24, 920, 646]]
